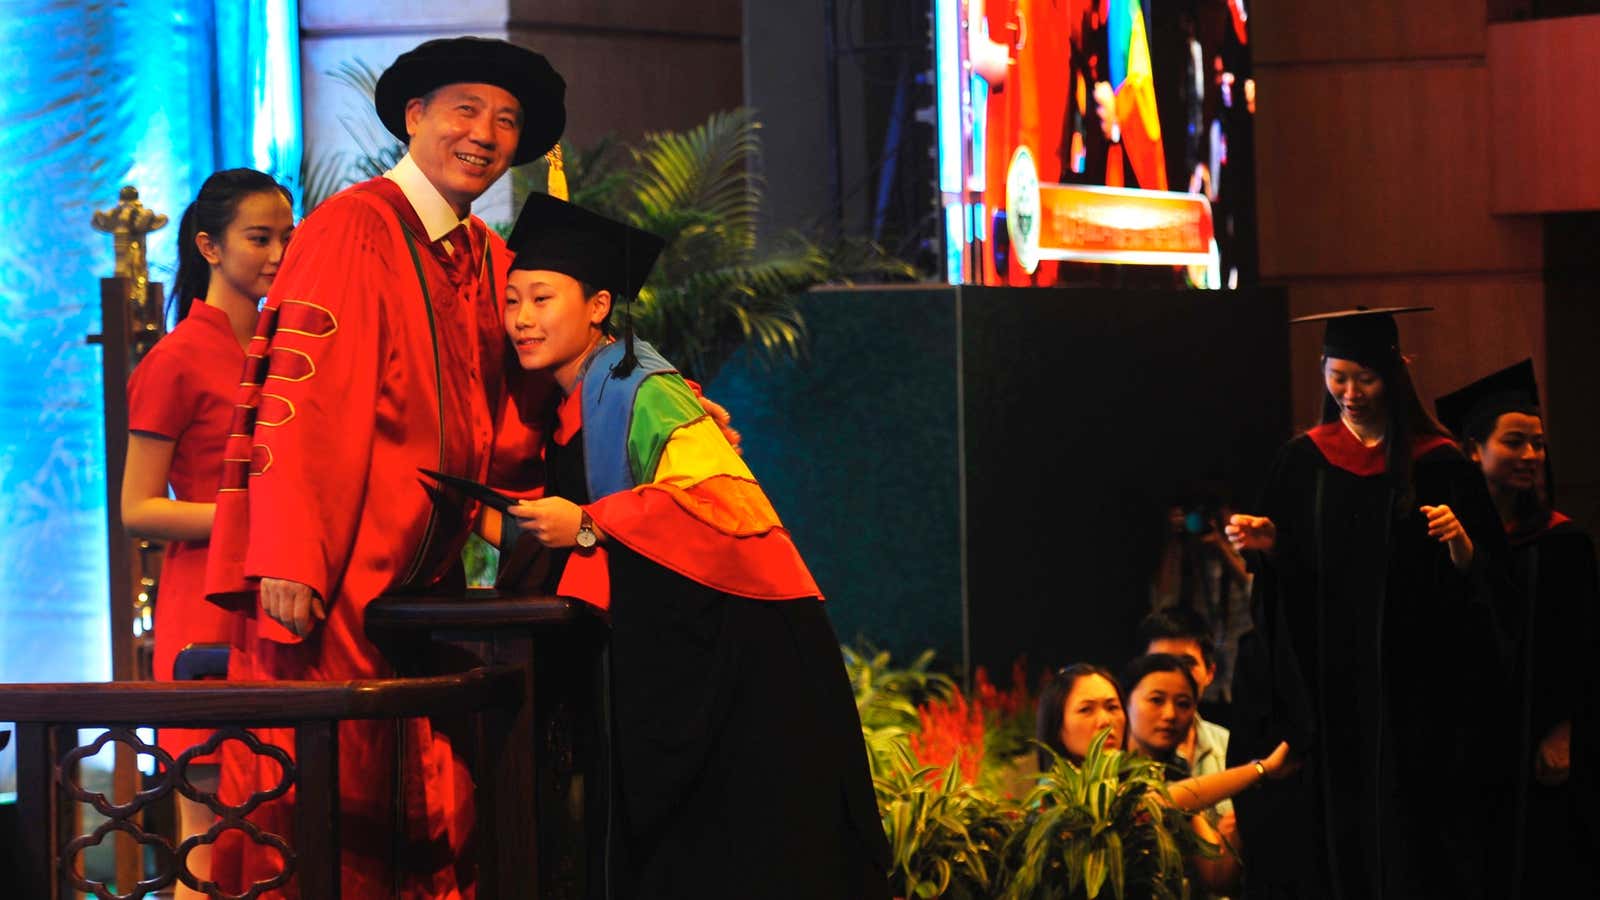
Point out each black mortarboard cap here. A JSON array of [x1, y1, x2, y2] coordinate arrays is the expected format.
[[506, 192, 664, 298], [1290, 306, 1432, 369], [374, 36, 566, 166], [1434, 358, 1541, 444], [507, 192, 667, 376]]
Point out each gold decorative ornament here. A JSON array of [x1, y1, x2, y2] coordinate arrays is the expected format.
[[546, 144, 569, 201], [92, 185, 169, 361]]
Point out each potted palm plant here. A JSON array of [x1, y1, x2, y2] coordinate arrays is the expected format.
[[543, 109, 824, 382], [524, 108, 918, 382]]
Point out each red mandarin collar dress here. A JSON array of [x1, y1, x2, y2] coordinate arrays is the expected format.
[[125, 299, 245, 757]]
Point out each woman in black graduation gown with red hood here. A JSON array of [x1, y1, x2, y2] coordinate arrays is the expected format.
[[1223, 308, 1509, 900], [1436, 360, 1599, 895]]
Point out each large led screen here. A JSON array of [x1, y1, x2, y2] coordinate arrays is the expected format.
[[937, 0, 1255, 288]]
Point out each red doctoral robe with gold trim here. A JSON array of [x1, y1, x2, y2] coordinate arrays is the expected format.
[[204, 176, 549, 899]]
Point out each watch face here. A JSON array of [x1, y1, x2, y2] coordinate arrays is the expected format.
[[576, 527, 597, 549]]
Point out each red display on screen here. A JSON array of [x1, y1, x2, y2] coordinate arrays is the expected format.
[[946, 0, 1255, 289]]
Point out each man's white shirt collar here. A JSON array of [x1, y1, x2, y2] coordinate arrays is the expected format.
[[383, 153, 469, 243]]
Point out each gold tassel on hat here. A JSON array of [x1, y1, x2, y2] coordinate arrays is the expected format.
[[545, 144, 568, 200]]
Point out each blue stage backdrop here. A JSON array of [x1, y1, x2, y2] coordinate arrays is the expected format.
[[0, 2, 299, 697]]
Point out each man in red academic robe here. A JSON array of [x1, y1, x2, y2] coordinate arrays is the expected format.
[[203, 37, 564, 899]]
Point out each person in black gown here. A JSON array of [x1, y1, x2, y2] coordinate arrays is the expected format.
[[1223, 307, 1510, 899], [1437, 359, 1599, 896], [496, 192, 891, 899]]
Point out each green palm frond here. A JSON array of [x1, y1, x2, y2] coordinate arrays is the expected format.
[[634, 211, 733, 266], [628, 109, 763, 248], [299, 150, 355, 214], [842, 642, 957, 733], [730, 298, 808, 364], [674, 250, 828, 300], [327, 58, 383, 98], [298, 57, 404, 212], [347, 141, 405, 182], [578, 107, 845, 380], [325, 59, 404, 174], [816, 234, 923, 284], [630, 236, 825, 382]]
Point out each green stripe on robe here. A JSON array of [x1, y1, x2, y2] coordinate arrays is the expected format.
[[627, 373, 708, 484]]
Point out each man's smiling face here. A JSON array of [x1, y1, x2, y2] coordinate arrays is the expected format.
[[405, 82, 522, 217]]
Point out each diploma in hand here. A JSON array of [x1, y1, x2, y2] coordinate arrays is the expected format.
[[417, 467, 516, 512], [417, 468, 549, 590]]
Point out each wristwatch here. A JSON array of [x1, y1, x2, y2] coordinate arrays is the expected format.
[[575, 510, 598, 549]]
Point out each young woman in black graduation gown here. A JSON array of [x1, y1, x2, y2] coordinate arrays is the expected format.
[[1223, 308, 1509, 900], [496, 193, 890, 899]]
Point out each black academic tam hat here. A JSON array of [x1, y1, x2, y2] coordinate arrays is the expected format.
[[374, 36, 566, 166], [1290, 305, 1431, 369], [506, 192, 665, 299], [508, 193, 667, 377], [1434, 358, 1541, 444]]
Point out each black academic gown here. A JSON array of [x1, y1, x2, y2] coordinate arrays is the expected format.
[[544, 427, 891, 900], [1229, 424, 1510, 900], [1509, 512, 1600, 896]]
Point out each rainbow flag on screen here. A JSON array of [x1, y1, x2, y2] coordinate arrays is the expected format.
[[1105, 0, 1167, 191]]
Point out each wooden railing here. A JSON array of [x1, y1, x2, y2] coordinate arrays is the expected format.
[[0, 666, 523, 899]]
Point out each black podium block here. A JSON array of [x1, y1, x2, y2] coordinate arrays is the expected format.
[[707, 285, 1290, 679]]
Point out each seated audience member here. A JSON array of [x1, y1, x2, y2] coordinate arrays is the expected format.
[[1124, 653, 1203, 778], [1036, 660, 1292, 809], [1037, 657, 1291, 895], [1125, 652, 1278, 896], [1139, 607, 1234, 827], [1035, 663, 1127, 770]]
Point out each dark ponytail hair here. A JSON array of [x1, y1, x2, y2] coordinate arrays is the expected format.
[[171, 168, 292, 321]]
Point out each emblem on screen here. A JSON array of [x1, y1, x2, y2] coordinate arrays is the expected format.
[[1006, 146, 1041, 275]]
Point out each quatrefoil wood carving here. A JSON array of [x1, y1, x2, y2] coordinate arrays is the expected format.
[[62, 818, 178, 900], [58, 728, 175, 818], [174, 819, 296, 900], [173, 726, 294, 817]]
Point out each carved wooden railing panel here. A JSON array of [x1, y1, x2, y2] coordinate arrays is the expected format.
[[0, 667, 521, 900], [57, 725, 296, 900]]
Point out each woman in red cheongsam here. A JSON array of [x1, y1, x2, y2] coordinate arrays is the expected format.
[[121, 168, 293, 899]]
